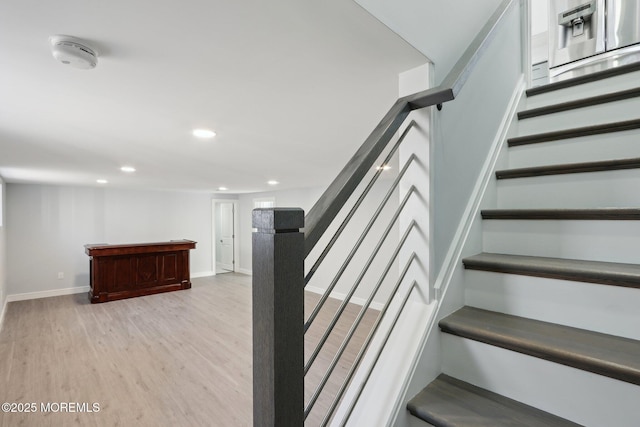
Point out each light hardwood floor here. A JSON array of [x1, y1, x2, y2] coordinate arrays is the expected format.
[[0, 274, 378, 427]]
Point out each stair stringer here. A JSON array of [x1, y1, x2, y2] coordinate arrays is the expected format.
[[388, 77, 525, 427]]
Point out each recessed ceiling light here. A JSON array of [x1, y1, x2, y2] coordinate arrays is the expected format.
[[193, 129, 216, 139], [267, 180, 279, 185], [96, 179, 108, 184], [120, 166, 136, 173], [218, 187, 228, 191]]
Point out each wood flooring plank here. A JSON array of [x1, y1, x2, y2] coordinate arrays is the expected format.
[[0, 276, 254, 427], [525, 62, 640, 97], [507, 118, 640, 147], [440, 307, 640, 386], [407, 374, 581, 427], [495, 157, 640, 179], [518, 87, 640, 119], [0, 273, 377, 427], [481, 208, 640, 220], [463, 252, 640, 289]]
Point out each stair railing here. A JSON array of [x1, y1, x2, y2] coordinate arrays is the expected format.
[[251, 1, 518, 426]]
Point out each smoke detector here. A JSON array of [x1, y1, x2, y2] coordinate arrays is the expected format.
[[49, 35, 98, 69]]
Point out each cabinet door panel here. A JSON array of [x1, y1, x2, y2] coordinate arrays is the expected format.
[[160, 253, 179, 283], [110, 258, 134, 292], [136, 255, 159, 287]]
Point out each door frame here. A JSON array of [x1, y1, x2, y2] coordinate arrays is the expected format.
[[212, 199, 240, 275]]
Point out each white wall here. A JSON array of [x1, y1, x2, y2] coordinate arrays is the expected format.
[[238, 178, 402, 308], [6, 184, 214, 298], [354, 0, 503, 84], [431, 1, 524, 277], [237, 186, 324, 274]]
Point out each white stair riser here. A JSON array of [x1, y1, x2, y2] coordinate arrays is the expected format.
[[482, 219, 640, 264], [525, 71, 640, 110], [507, 130, 640, 169], [442, 334, 640, 427], [496, 169, 640, 208], [517, 97, 640, 136], [465, 270, 640, 340]]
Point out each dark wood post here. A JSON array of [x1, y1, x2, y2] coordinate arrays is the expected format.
[[252, 208, 304, 427]]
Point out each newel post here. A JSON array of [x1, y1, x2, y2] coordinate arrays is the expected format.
[[252, 208, 304, 427]]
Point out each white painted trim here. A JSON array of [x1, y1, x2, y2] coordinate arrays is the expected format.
[[7, 285, 90, 302], [335, 299, 436, 427], [0, 298, 8, 335], [236, 268, 252, 276], [5, 271, 215, 303], [523, 0, 532, 86], [192, 271, 214, 278], [388, 76, 526, 426], [434, 76, 524, 298], [305, 285, 385, 311], [211, 199, 240, 275]]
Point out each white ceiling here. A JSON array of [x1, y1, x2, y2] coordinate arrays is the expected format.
[[0, 0, 426, 193]]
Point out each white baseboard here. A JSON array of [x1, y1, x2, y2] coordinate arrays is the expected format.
[[192, 271, 214, 278], [7, 285, 90, 302], [305, 285, 385, 311], [0, 298, 8, 335], [6, 272, 218, 303], [236, 268, 252, 276]]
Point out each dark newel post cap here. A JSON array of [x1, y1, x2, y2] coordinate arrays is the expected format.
[[252, 208, 304, 232]]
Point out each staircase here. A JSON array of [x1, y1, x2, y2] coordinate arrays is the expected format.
[[407, 64, 640, 426]]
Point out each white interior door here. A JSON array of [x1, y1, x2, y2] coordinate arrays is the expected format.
[[216, 202, 235, 272]]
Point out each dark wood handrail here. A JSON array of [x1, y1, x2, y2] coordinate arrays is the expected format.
[[304, 0, 516, 257], [303, 99, 411, 256]]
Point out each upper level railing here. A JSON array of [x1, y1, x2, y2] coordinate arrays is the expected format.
[[252, 1, 518, 426]]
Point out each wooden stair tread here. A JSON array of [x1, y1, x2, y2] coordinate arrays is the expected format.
[[495, 157, 640, 179], [518, 87, 640, 119], [507, 118, 640, 147], [463, 252, 640, 289], [407, 374, 581, 427], [481, 208, 640, 220], [439, 307, 640, 386], [526, 61, 640, 96]]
